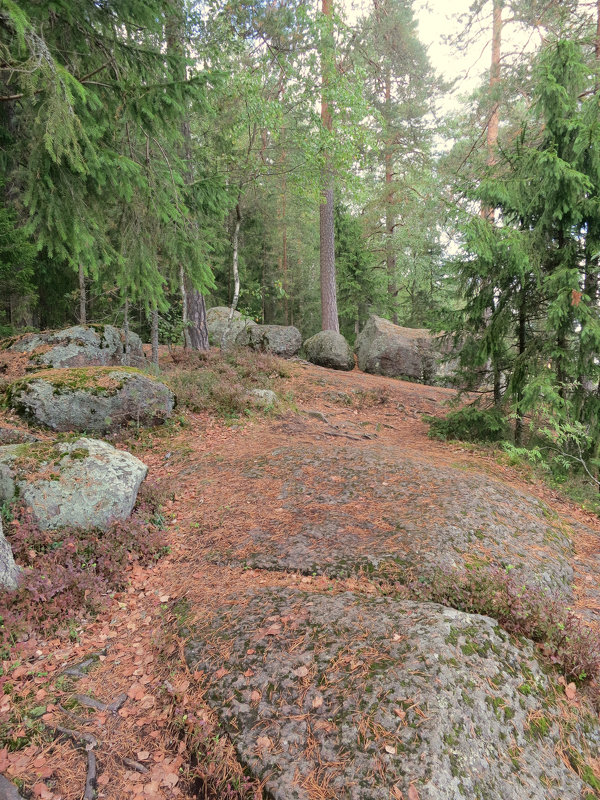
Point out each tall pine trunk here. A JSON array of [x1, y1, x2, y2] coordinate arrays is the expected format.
[[384, 69, 398, 324], [151, 307, 159, 369], [78, 263, 87, 324], [186, 281, 209, 351], [319, 0, 339, 332]]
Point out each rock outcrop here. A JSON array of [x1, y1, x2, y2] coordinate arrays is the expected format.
[[303, 330, 354, 371], [236, 324, 302, 357], [355, 315, 450, 384], [7, 367, 174, 433], [206, 306, 257, 348], [0, 517, 19, 591], [186, 588, 600, 800], [4, 325, 146, 369], [0, 438, 147, 530]]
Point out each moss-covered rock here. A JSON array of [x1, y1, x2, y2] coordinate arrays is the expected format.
[[6, 367, 175, 432], [303, 330, 354, 371], [0, 437, 147, 530], [236, 324, 302, 357], [355, 315, 454, 384], [206, 306, 257, 348], [5, 324, 146, 369], [185, 588, 600, 800]]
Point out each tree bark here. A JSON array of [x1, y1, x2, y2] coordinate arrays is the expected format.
[[78, 263, 87, 324], [384, 69, 398, 324], [481, 0, 502, 221], [222, 200, 242, 347], [179, 264, 191, 349], [151, 307, 159, 369], [187, 284, 209, 351], [319, 0, 339, 332], [123, 296, 130, 366]]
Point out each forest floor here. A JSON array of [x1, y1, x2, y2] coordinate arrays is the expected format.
[[2, 351, 600, 799]]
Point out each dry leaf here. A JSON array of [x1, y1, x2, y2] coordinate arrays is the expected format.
[[256, 736, 272, 751], [565, 682, 577, 701], [243, 669, 254, 678], [393, 707, 406, 720], [385, 745, 396, 755], [408, 785, 420, 800], [312, 695, 323, 709], [127, 683, 145, 701], [214, 667, 228, 680], [250, 690, 261, 702], [265, 624, 282, 636], [294, 666, 309, 678]]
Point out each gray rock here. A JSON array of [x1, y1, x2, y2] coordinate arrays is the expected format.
[[0, 427, 39, 445], [206, 306, 257, 348], [250, 389, 278, 408], [303, 330, 354, 371], [212, 443, 575, 595], [355, 315, 450, 384], [0, 438, 147, 530], [236, 324, 302, 357], [0, 775, 26, 800], [8, 368, 174, 433], [186, 588, 600, 800], [7, 325, 146, 369], [0, 516, 19, 591]]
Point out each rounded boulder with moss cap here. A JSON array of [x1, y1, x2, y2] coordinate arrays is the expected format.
[[0, 438, 147, 531], [7, 367, 175, 433], [303, 330, 354, 371]]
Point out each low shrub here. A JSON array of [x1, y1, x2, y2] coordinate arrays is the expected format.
[[166, 347, 289, 417], [427, 405, 508, 443], [0, 491, 166, 654]]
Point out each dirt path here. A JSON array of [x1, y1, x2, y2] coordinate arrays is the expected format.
[[2, 358, 600, 799]]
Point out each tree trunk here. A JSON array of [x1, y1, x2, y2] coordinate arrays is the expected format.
[[481, 0, 502, 221], [123, 296, 130, 366], [319, 0, 339, 333], [187, 284, 209, 351], [151, 307, 159, 369], [222, 200, 242, 347], [78, 263, 87, 325], [514, 297, 526, 446], [384, 69, 398, 324], [180, 264, 191, 349]]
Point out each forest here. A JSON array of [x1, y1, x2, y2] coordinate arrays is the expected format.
[[2, 0, 600, 470]]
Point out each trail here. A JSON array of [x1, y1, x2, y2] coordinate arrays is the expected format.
[[3, 358, 600, 799]]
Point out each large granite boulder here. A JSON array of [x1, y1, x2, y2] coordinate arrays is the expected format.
[[186, 588, 600, 800], [4, 325, 146, 369], [0, 438, 147, 531], [206, 306, 257, 348], [236, 324, 302, 358], [0, 517, 19, 591], [355, 315, 449, 384], [303, 330, 354, 371], [7, 367, 175, 433]]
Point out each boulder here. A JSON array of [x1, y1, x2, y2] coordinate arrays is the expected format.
[[355, 315, 449, 384], [250, 388, 277, 408], [5, 325, 146, 369], [0, 438, 147, 531], [303, 330, 354, 371], [236, 324, 302, 358], [0, 427, 39, 445], [206, 306, 257, 348], [0, 776, 26, 800], [186, 588, 600, 800], [0, 517, 19, 591], [8, 367, 175, 433]]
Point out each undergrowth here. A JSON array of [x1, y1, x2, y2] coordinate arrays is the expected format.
[[0, 481, 167, 656], [165, 348, 290, 418], [426, 405, 508, 443]]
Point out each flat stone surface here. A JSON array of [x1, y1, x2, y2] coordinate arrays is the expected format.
[[0, 516, 19, 591], [214, 443, 575, 595], [186, 588, 600, 800]]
